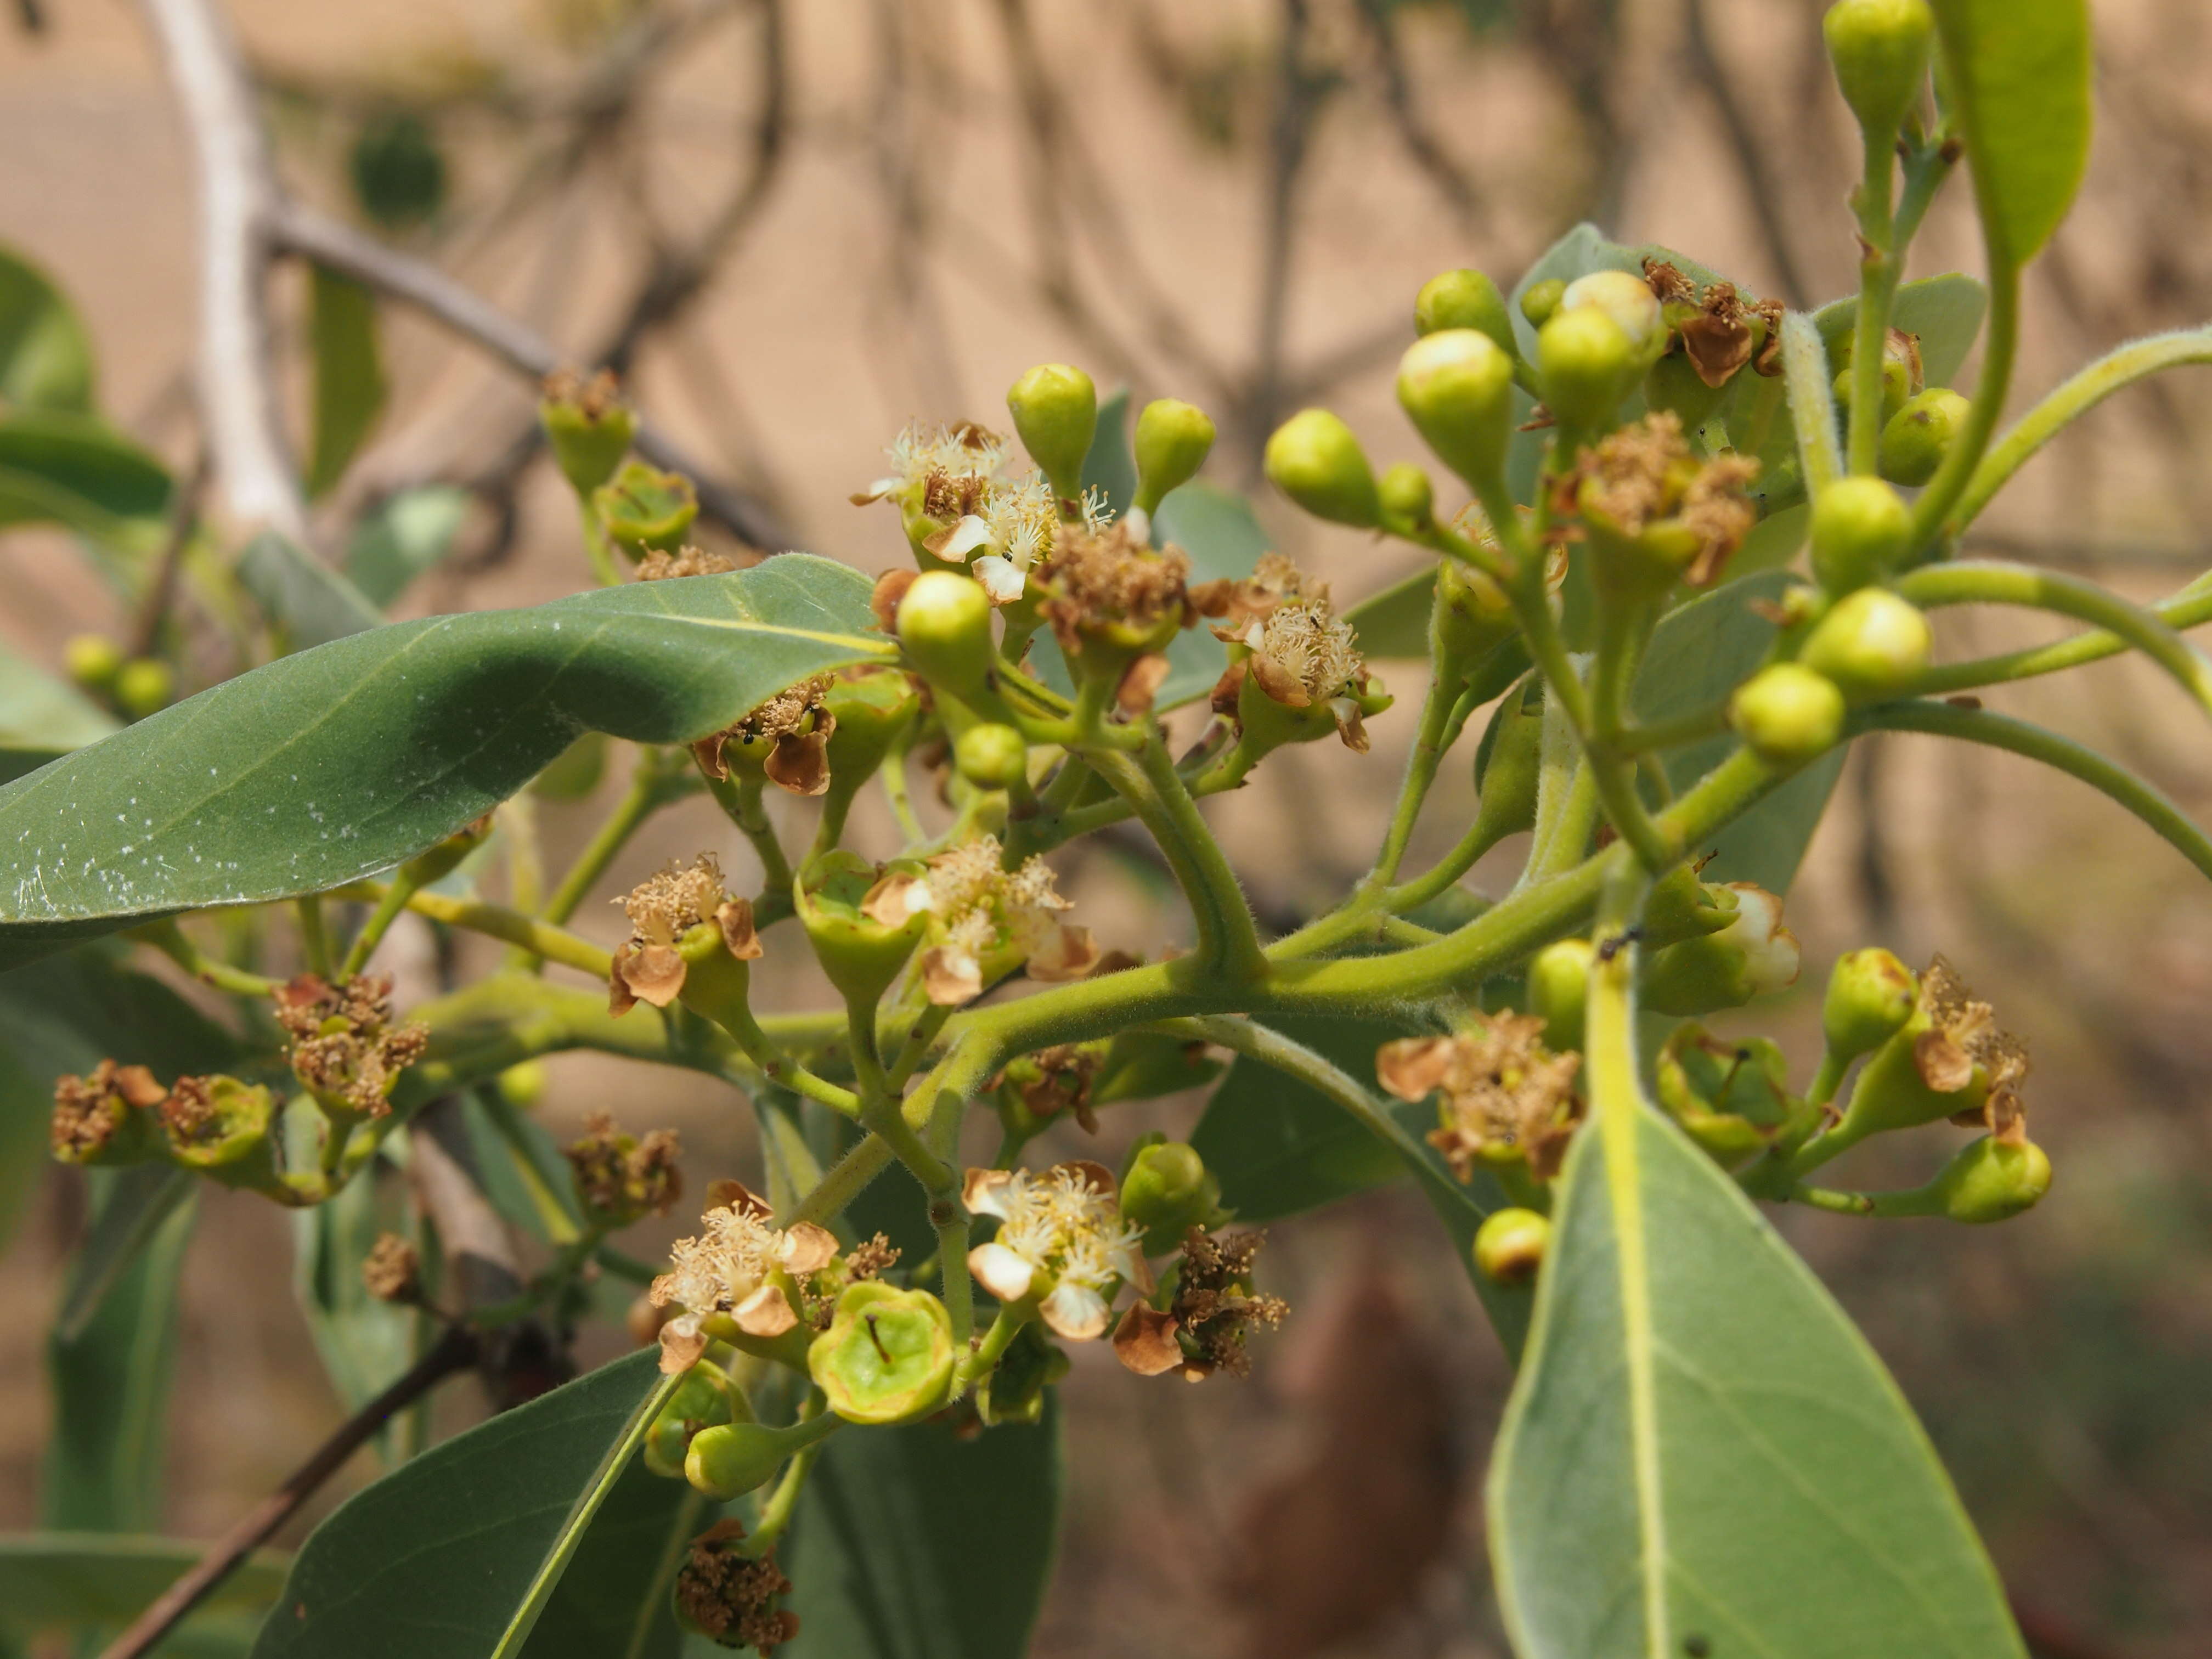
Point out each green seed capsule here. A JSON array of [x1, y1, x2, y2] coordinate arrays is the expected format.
[[895, 570, 996, 701], [1473, 1207, 1552, 1286], [592, 461, 698, 558], [1809, 476, 1911, 592], [1797, 586, 1931, 698], [1931, 1135, 2052, 1223], [644, 1363, 748, 1480], [1263, 409, 1382, 528], [808, 1282, 957, 1425], [1132, 398, 1216, 516], [1822, 0, 1936, 148], [1376, 462, 1435, 536], [114, 658, 175, 721], [65, 634, 123, 691], [1538, 306, 1638, 439], [1822, 947, 1918, 1063], [795, 851, 928, 1008], [539, 377, 637, 498], [1728, 663, 1845, 770], [1520, 278, 1567, 330], [1119, 1140, 1224, 1256], [1654, 1024, 1799, 1170], [1414, 268, 1516, 359], [1006, 363, 1098, 504], [1878, 387, 1970, 486], [1397, 329, 1517, 490], [1528, 937, 1595, 1053], [685, 1420, 814, 1500], [954, 723, 1029, 791]]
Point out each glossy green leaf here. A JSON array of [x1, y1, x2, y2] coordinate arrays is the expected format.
[[1488, 1098, 2026, 1659], [346, 486, 470, 607], [782, 1402, 1062, 1659], [1931, 0, 2094, 269], [0, 1533, 286, 1642], [252, 1350, 678, 1659], [236, 532, 385, 649], [0, 411, 171, 550], [0, 243, 95, 413], [0, 555, 893, 969], [305, 266, 387, 499]]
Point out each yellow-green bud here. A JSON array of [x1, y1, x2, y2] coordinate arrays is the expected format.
[[496, 1060, 548, 1109], [1641, 882, 1800, 1016], [1414, 268, 1515, 359], [1832, 354, 1913, 426], [1822, 947, 1918, 1063], [1878, 387, 1970, 487], [808, 1281, 956, 1425], [1528, 937, 1595, 1053], [1655, 1025, 1798, 1169], [1006, 363, 1098, 503], [539, 377, 636, 498], [1471, 679, 1544, 843], [1132, 397, 1216, 516], [684, 1417, 833, 1500], [1538, 305, 1638, 439], [1822, 0, 1935, 147], [1433, 554, 1516, 664], [1520, 277, 1566, 330], [954, 723, 1029, 791], [1809, 476, 1912, 592], [1798, 586, 1931, 698], [644, 1362, 748, 1480], [1119, 1140, 1223, 1256], [114, 658, 175, 721], [65, 634, 123, 691], [1264, 409, 1381, 528], [1397, 329, 1516, 490], [1560, 270, 1665, 359], [895, 570, 996, 698], [1473, 1207, 1552, 1286], [1377, 462, 1435, 535], [1729, 663, 1845, 769], [1929, 1135, 2051, 1223], [592, 461, 698, 558], [795, 851, 928, 1008]]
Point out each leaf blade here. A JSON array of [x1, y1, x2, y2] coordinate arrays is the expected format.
[[1931, 0, 2094, 269]]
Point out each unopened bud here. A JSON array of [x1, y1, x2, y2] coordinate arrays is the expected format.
[[593, 462, 698, 558], [1641, 882, 1800, 1016], [1930, 1135, 2051, 1223], [644, 1362, 749, 1480], [1471, 678, 1544, 843], [1397, 329, 1517, 489], [1006, 363, 1098, 503], [1519, 277, 1566, 330], [1832, 355, 1914, 427], [1822, 0, 1936, 148], [539, 370, 636, 498], [1264, 409, 1381, 528], [895, 570, 996, 698], [1528, 936, 1594, 1053], [115, 659, 174, 721], [686, 1418, 826, 1501], [1377, 462, 1435, 535], [1560, 270, 1665, 358], [1538, 306, 1638, 438], [1473, 1207, 1551, 1286], [808, 1282, 957, 1425], [65, 634, 123, 691], [1879, 387, 1970, 487], [1132, 398, 1216, 515], [953, 723, 1029, 791], [1810, 475, 1911, 593], [1798, 586, 1930, 698], [1414, 268, 1516, 359], [496, 1060, 548, 1109], [1119, 1140, 1224, 1256], [1729, 663, 1845, 769], [1822, 947, 1918, 1063]]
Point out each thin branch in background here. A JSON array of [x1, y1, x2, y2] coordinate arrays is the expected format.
[[13, 0, 46, 35], [130, 444, 212, 661], [1245, 0, 1327, 469], [1680, 0, 1810, 307], [1352, 0, 1491, 239], [864, 0, 968, 415]]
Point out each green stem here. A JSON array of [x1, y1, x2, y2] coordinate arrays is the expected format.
[[340, 873, 421, 980], [1085, 735, 1267, 980], [1805, 1050, 1849, 1113], [1847, 132, 1901, 476], [1781, 311, 1844, 498], [541, 752, 674, 928], [579, 500, 620, 589], [1370, 666, 1471, 885], [704, 774, 794, 896], [1385, 815, 1511, 913], [956, 1304, 1034, 1392], [1899, 569, 2212, 696], [295, 896, 333, 977], [132, 920, 281, 997], [1908, 259, 2020, 556], [328, 882, 613, 978], [740, 1419, 832, 1557]]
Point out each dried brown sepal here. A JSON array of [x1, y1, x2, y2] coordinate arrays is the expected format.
[[1678, 282, 1757, 389], [1209, 657, 1248, 718], [715, 898, 765, 961], [1167, 1227, 1288, 1381], [361, 1233, 421, 1304], [732, 1283, 799, 1338], [1915, 955, 2030, 1139], [761, 719, 834, 797], [658, 1316, 710, 1375], [1115, 652, 1172, 714], [1112, 1303, 1185, 1376], [870, 568, 918, 632], [1025, 923, 1100, 983], [612, 941, 688, 1011], [779, 1221, 840, 1275], [636, 545, 740, 581], [675, 1522, 797, 1654]]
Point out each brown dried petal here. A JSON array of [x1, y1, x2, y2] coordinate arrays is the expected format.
[[763, 723, 833, 797], [1210, 657, 1249, 717], [112, 1065, 168, 1109], [1025, 923, 1100, 983], [1060, 1159, 1119, 1196], [706, 1178, 774, 1220], [1113, 1304, 1186, 1376], [779, 1221, 840, 1275], [860, 872, 928, 927], [871, 568, 918, 633], [734, 1283, 799, 1338], [1249, 651, 1311, 709], [1376, 1037, 1458, 1103], [1913, 1030, 1977, 1094], [968, 1240, 1036, 1302], [608, 968, 639, 1018], [716, 898, 765, 962], [921, 944, 983, 1007], [1115, 652, 1172, 715], [690, 732, 731, 782], [615, 941, 688, 1009], [1331, 698, 1370, 754], [658, 1316, 709, 1374], [1679, 312, 1754, 388]]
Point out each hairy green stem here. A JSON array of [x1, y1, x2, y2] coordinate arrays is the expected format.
[[1908, 261, 2020, 555], [1847, 132, 1901, 476], [1782, 311, 1844, 497], [1899, 569, 2212, 696]]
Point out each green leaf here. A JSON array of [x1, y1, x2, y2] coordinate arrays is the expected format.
[[0, 639, 117, 791], [0, 243, 95, 413], [291, 1163, 417, 1430], [0, 555, 893, 969], [236, 532, 385, 649], [0, 411, 171, 550], [346, 486, 470, 607], [1814, 273, 1989, 391], [1077, 387, 1135, 515], [305, 266, 388, 499], [782, 1402, 1063, 1659], [1488, 1099, 2027, 1659], [1931, 0, 2094, 269], [0, 1533, 287, 1643], [1340, 561, 1438, 659], [252, 1350, 680, 1659]]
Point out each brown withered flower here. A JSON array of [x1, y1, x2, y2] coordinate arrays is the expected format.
[[1379, 1015, 1584, 1182], [564, 1111, 684, 1224], [675, 1520, 799, 1655], [1115, 1226, 1287, 1381], [275, 973, 428, 1122], [362, 1233, 422, 1304], [50, 1059, 168, 1163], [1917, 955, 2031, 1143], [1031, 518, 1194, 652], [635, 545, 740, 581], [1203, 554, 1377, 750], [995, 1041, 1106, 1133], [1576, 411, 1759, 586], [609, 856, 760, 1015], [692, 675, 836, 797]]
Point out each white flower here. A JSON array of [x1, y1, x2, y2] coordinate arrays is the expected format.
[[915, 837, 1097, 1005], [1712, 882, 1800, 998], [649, 1185, 839, 1352], [964, 1163, 1147, 1340]]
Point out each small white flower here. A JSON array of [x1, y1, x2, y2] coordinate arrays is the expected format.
[[973, 554, 1027, 603], [964, 1163, 1147, 1340], [938, 515, 994, 562], [1714, 882, 1800, 998]]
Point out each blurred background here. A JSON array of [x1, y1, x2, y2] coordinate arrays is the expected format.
[[3, 1, 2211, 1655]]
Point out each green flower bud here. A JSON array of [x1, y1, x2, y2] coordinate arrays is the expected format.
[[1822, 0, 1935, 147], [1470, 677, 1544, 844], [1006, 363, 1098, 503], [1528, 937, 1595, 1053], [954, 723, 1029, 791], [1538, 305, 1638, 439], [795, 851, 928, 1009], [895, 570, 996, 701], [684, 1417, 833, 1500], [1132, 398, 1216, 516], [1264, 409, 1381, 528], [1414, 268, 1516, 359], [1729, 663, 1846, 769], [820, 667, 922, 823], [1519, 277, 1566, 330], [1810, 475, 1911, 592], [1561, 270, 1665, 359], [1643, 864, 1740, 950], [65, 634, 123, 691], [644, 1362, 749, 1480], [1798, 586, 1931, 698], [592, 461, 698, 558], [1655, 1024, 1799, 1169], [114, 658, 174, 721], [1832, 353, 1914, 427], [1878, 387, 1970, 487], [1929, 1135, 2051, 1223], [1641, 882, 1800, 1017], [1473, 1207, 1552, 1286], [1377, 462, 1435, 536], [1822, 947, 1918, 1063], [1397, 329, 1516, 489], [496, 1060, 548, 1109], [979, 1319, 1062, 1427], [1119, 1140, 1224, 1256], [539, 370, 636, 498], [808, 1281, 957, 1425]]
